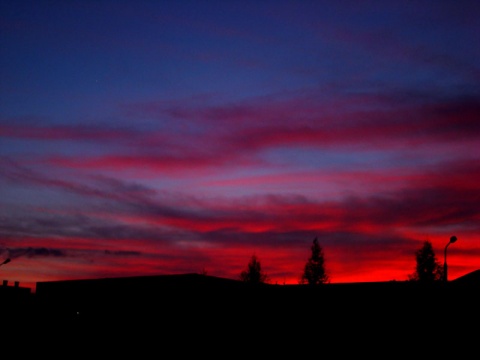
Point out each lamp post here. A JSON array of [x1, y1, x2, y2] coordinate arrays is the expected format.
[[444, 236, 457, 282]]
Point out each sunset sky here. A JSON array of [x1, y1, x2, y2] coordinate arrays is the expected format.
[[1, 0, 479, 292]]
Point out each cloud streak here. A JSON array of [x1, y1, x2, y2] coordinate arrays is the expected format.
[[1, 153, 478, 286]]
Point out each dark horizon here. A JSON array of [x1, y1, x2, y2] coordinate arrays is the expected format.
[[3, 266, 480, 295]]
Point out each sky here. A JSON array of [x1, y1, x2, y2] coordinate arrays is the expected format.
[[1, 0, 479, 292]]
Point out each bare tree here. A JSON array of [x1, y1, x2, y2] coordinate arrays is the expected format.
[[408, 240, 444, 282], [300, 237, 330, 285], [240, 254, 269, 284]]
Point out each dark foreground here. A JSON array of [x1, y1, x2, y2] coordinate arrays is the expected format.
[[2, 276, 479, 354]]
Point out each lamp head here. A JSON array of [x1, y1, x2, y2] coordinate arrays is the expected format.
[[450, 236, 457, 244]]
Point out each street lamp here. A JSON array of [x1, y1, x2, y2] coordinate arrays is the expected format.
[[444, 236, 457, 282]]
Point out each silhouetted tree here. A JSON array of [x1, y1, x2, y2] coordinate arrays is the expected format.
[[240, 254, 269, 284], [299, 237, 330, 285], [408, 240, 444, 282]]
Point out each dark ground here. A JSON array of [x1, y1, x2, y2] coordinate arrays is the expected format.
[[2, 276, 478, 355]]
